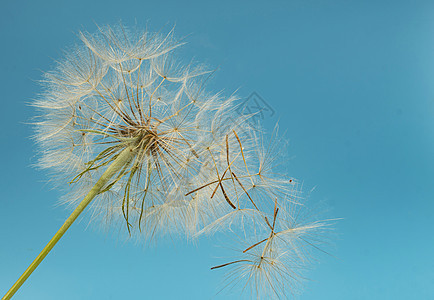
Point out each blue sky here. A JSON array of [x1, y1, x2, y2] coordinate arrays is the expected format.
[[1, 0, 434, 299]]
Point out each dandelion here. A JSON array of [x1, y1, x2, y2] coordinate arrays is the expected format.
[[3, 23, 332, 299]]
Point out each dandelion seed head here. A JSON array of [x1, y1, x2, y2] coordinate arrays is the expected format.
[[33, 22, 333, 298], [34, 23, 248, 237]]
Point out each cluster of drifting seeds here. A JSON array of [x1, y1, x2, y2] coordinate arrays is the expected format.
[[34, 24, 330, 299]]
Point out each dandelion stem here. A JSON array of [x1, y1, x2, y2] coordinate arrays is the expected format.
[[3, 144, 136, 300]]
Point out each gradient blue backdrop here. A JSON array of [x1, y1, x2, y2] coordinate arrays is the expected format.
[[1, 0, 434, 299]]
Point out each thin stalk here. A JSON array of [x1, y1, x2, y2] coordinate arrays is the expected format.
[[3, 144, 137, 300]]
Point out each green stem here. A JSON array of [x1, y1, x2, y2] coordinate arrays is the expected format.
[[3, 145, 136, 300]]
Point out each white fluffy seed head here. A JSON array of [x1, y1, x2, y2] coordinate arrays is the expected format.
[[34, 23, 331, 299]]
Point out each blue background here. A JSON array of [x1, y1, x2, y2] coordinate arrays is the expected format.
[[1, 0, 434, 299]]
